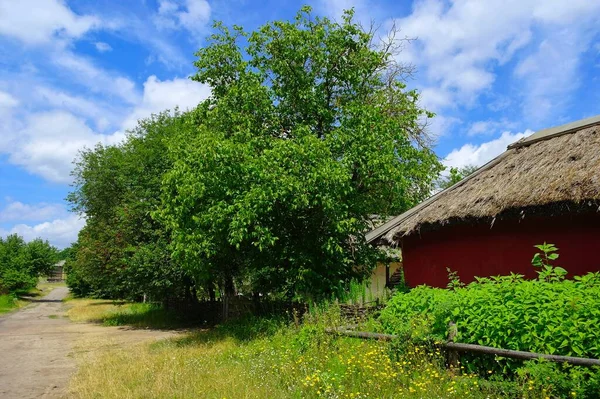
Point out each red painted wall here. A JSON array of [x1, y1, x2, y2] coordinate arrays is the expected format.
[[401, 213, 600, 288]]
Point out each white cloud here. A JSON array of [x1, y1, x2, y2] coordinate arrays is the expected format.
[[0, 214, 85, 249], [0, 90, 19, 108], [1, 111, 125, 184], [467, 119, 518, 136], [444, 130, 531, 169], [392, 0, 600, 118], [52, 52, 140, 105], [95, 42, 112, 52], [155, 0, 211, 37], [0, 76, 209, 184], [514, 27, 591, 122], [0, 201, 67, 223], [122, 75, 211, 129], [0, 0, 99, 45]]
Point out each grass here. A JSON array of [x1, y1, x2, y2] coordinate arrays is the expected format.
[[66, 301, 549, 399], [0, 294, 22, 314], [0, 280, 66, 315], [67, 298, 185, 329]]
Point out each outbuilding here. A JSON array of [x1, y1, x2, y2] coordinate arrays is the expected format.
[[366, 115, 600, 288]]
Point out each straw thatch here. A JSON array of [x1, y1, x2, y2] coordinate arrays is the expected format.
[[381, 121, 600, 243]]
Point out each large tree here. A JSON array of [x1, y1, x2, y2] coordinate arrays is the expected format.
[[159, 7, 442, 300]]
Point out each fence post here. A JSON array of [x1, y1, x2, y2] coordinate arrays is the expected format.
[[447, 321, 459, 371]]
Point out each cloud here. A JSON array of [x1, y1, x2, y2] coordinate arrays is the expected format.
[[51, 51, 140, 105], [0, 110, 125, 184], [155, 0, 211, 37], [0, 214, 85, 249], [122, 75, 211, 129], [444, 130, 531, 169], [392, 0, 600, 119], [95, 42, 112, 52], [0, 201, 67, 223], [0, 90, 19, 108], [467, 119, 518, 137], [513, 27, 593, 122], [0, 0, 100, 45], [0, 75, 209, 184]]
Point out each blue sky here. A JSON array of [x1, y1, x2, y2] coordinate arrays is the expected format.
[[0, 0, 599, 248]]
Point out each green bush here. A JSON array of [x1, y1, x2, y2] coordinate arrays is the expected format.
[[380, 273, 600, 360], [379, 252, 600, 397]]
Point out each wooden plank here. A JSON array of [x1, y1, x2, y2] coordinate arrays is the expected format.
[[326, 326, 600, 367], [445, 342, 600, 367]]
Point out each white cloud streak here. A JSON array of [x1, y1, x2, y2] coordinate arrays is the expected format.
[[0, 214, 85, 249], [444, 130, 531, 169], [0, 0, 100, 45], [0, 201, 67, 223]]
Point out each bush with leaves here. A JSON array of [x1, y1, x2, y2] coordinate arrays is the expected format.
[[379, 244, 600, 396]]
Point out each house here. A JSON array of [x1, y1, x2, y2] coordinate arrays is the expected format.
[[48, 260, 66, 282], [366, 115, 600, 288]]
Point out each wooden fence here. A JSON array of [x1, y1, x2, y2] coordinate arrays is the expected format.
[[326, 324, 600, 367]]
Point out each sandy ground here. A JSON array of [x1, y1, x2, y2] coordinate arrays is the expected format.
[[0, 288, 177, 399]]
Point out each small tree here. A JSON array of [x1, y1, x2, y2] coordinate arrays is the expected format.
[[437, 164, 478, 190], [0, 234, 57, 293]]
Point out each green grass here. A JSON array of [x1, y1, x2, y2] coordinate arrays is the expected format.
[[0, 280, 67, 315], [67, 301, 550, 399], [67, 299, 186, 329], [0, 294, 20, 314]]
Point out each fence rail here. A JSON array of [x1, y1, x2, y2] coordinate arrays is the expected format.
[[326, 326, 600, 367]]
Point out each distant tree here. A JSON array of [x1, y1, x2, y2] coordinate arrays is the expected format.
[[67, 112, 196, 301], [437, 164, 478, 191], [158, 7, 443, 300], [0, 234, 57, 294]]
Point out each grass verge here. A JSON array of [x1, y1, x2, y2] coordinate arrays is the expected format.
[[0, 280, 66, 315], [67, 302, 548, 399], [67, 298, 184, 329], [0, 294, 22, 314]]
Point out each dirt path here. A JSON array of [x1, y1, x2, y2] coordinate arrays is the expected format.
[[0, 288, 177, 399]]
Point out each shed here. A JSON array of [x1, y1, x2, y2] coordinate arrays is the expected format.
[[48, 260, 66, 282], [366, 115, 600, 287]]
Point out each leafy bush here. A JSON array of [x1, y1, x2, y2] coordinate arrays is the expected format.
[[379, 244, 600, 397]]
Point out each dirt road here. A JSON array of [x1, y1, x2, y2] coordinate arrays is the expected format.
[[0, 288, 176, 399]]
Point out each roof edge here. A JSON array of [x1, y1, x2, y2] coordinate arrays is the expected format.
[[365, 150, 511, 244], [509, 114, 600, 149]]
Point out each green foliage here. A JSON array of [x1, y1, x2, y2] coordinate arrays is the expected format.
[[0, 234, 57, 294], [531, 242, 568, 282], [380, 262, 600, 397], [382, 273, 600, 356], [158, 7, 442, 300], [437, 164, 478, 190], [0, 294, 19, 314], [446, 267, 465, 291], [517, 360, 600, 398], [67, 112, 197, 302]]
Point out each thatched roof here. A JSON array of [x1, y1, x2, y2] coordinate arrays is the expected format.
[[367, 115, 600, 245]]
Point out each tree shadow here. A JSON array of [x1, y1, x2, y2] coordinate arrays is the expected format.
[[163, 314, 290, 348]]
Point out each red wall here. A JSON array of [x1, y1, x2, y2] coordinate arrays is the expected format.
[[401, 213, 600, 288]]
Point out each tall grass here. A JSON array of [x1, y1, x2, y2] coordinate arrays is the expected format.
[[67, 300, 543, 399]]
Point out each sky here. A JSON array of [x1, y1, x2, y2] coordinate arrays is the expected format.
[[0, 0, 599, 248]]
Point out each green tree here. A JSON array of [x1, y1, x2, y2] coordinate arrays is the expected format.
[[159, 7, 442, 300], [0, 234, 57, 293], [67, 112, 196, 302], [437, 164, 478, 191]]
